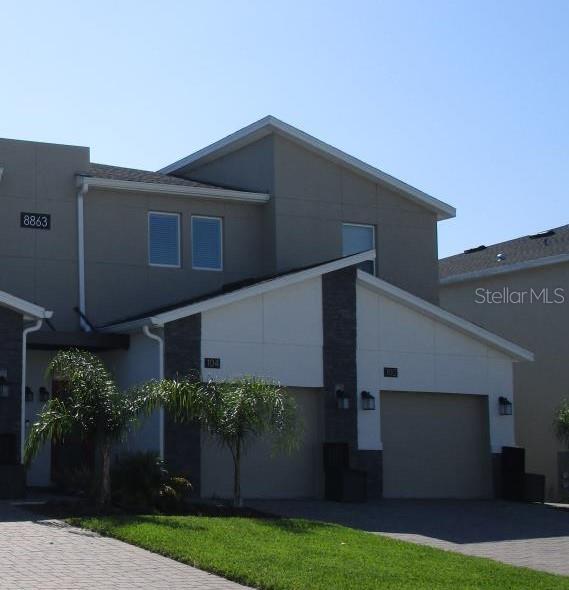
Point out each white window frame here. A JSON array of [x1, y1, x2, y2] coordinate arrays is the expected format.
[[191, 215, 224, 272], [342, 222, 376, 274], [147, 211, 181, 268]]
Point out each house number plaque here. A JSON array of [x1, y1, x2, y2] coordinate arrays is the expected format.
[[20, 212, 51, 230]]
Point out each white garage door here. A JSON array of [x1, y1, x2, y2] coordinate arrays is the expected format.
[[201, 387, 324, 499], [381, 391, 492, 499]]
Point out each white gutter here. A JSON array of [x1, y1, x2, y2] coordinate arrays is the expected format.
[[77, 183, 89, 331], [76, 176, 270, 205], [21, 319, 44, 463], [143, 325, 165, 460]]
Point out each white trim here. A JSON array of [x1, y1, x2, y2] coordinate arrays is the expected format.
[[191, 215, 223, 272], [21, 319, 44, 463], [102, 249, 376, 333], [148, 211, 182, 269], [342, 222, 376, 275], [77, 175, 270, 205], [0, 290, 52, 320], [440, 253, 569, 286], [142, 326, 165, 461], [357, 270, 534, 362], [159, 116, 455, 221]]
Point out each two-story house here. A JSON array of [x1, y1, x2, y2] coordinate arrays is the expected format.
[[0, 117, 532, 500]]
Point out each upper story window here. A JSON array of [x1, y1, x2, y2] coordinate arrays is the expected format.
[[148, 212, 181, 268], [342, 222, 375, 274], [192, 216, 223, 271]]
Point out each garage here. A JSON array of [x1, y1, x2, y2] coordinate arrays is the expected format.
[[201, 387, 324, 499], [381, 391, 493, 499]]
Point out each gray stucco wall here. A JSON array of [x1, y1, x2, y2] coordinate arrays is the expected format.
[[0, 307, 23, 461], [0, 138, 89, 331], [440, 261, 569, 500]]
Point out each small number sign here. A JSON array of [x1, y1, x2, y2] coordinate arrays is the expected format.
[[20, 212, 51, 230]]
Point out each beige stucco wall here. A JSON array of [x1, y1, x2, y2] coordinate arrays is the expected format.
[[440, 262, 569, 500]]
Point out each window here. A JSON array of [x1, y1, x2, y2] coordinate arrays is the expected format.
[[342, 223, 375, 274], [192, 216, 223, 271], [148, 212, 180, 267]]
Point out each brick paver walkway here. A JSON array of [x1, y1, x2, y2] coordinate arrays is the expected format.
[[251, 499, 569, 576], [0, 502, 251, 590]]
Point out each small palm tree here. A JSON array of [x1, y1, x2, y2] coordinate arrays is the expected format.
[[24, 349, 163, 505], [554, 399, 569, 449], [157, 376, 301, 506]]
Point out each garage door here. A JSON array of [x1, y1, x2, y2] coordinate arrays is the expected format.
[[381, 391, 492, 499], [201, 387, 324, 499]]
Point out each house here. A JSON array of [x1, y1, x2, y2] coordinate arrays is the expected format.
[[440, 225, 569, 501], [0, 117, 532, 500]]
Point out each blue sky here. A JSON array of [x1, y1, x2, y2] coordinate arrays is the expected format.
[[1, 1, 567, 257]]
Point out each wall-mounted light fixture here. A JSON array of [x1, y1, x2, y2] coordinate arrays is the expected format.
[[498, 396, 513, 415], [336, 387, 351, 410], [25, 387, 34, 402], [0, 167, 4, 183], [39, 387, 50, 402], [0, 369, 9, 398], [361, 390, 376, 411]]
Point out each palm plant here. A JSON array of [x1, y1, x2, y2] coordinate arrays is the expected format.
[[24, 349, 163, 505], [157, 376, 301, 506], [554, 399, 569, 449]]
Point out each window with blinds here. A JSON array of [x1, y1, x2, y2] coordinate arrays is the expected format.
[[342, 222, 376, 274], [148, 212, 181, 267], [192, 216, 223, 271]]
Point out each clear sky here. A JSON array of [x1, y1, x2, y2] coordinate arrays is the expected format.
[[1, 1, 567, 257]]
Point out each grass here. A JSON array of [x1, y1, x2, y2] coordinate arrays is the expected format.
[[71, 514, 569, 590]]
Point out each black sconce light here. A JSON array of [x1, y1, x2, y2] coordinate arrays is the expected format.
[[498, 396, 513, 416], [25, 387, 34, 402], [0, 369, 9, 398], [39, 387, 50, 402], [361, 390, 376, 411], [336, 387, 351, 410]]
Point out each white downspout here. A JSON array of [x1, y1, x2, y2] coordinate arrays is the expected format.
[[77, 182, 89, 332], [21, 319, 44, 463], [143, 325, 165, 460]]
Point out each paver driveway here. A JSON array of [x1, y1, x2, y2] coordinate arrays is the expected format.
[[0, 502, 251, 590], [250, 499, 569, 576]]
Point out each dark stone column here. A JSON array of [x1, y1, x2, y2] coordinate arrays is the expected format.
[[164, 314, 202, 495], [0, 308, 25, 498], [322, 267, 383, 499]]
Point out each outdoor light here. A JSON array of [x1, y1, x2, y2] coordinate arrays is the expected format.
[[336, 388, 351, 410], [39, 386, 50, 402], [25, 387, 34, 402], [498, 396, 513, 415], [0, 371, 9, 398], [361, 390, 376, 411]]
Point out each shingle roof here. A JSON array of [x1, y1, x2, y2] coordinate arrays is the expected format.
[[439, 224, 569, 279], [84, 163, 222, 189]]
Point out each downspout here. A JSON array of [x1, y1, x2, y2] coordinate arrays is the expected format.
[[77, 181, 90, 332], [21, 319, 44, 463], [143, 325, 165, 460]]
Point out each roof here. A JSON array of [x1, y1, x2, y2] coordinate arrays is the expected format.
[[159, 116, 456, 221], [85, 163, 221, 189], [0, 290, 52, 320], [100, 250, 376, 332], [440, 224, 569, 284], [357, 270, 533, 362]]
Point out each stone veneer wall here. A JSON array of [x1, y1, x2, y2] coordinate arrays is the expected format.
[[164, 314, 202, 494], [322, 267, 383, 498]]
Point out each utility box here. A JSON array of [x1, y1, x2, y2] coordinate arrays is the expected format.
[[559, 451, 569, 502]]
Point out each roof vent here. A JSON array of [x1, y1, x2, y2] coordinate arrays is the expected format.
[[528, 229, 555, 239], [464, 245, 487, 254], [496, 252, 506, 262]]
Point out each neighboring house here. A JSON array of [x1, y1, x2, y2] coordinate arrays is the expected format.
[[0, 117, 532, 500], [440, 225, 569, 501]]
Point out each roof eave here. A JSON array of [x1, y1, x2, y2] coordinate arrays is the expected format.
[[159, 116, 455, 221], [0, 290, 53, 321]]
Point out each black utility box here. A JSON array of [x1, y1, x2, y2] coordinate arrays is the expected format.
[[323, 442, 367, 503], [523, 473, 546, 503]]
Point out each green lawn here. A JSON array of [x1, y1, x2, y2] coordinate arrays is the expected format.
[[72, 514, 569, 590]]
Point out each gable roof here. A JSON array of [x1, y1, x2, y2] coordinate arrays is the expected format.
[[100, 250, 376, 333], [159, 116, 456, 221], [357, 270, 533, 362], [440, 223, 569, 284], [0, 290, 53, 320]]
